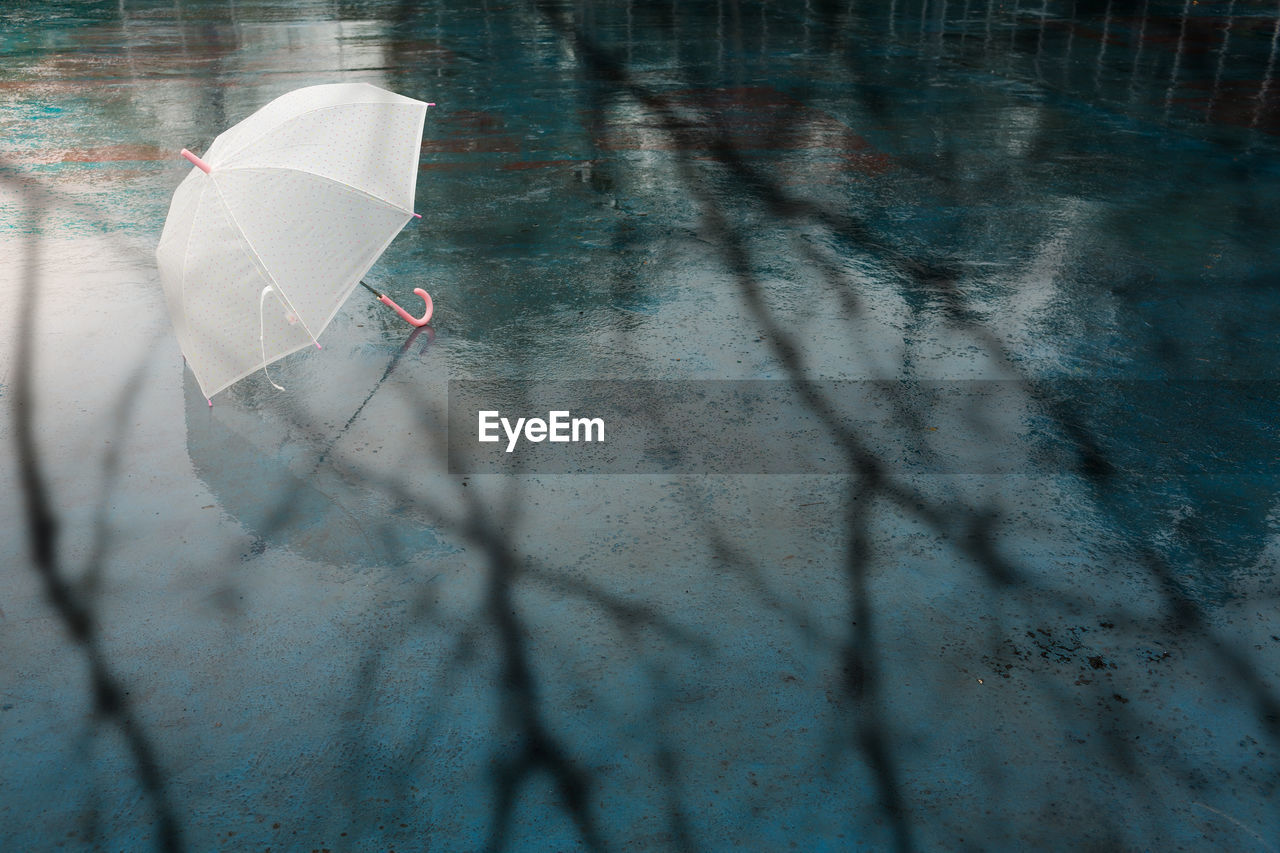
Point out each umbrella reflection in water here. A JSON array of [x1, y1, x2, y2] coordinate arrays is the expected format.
[[183, 326, 454, 568]]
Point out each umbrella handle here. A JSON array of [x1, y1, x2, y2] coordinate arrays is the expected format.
[[379, 288, 433, 327]]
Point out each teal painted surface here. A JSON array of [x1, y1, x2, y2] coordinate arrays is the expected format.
[[2, 2, 1279, 850]]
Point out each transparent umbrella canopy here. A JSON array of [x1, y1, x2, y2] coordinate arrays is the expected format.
[[156, 82, 433, 402]]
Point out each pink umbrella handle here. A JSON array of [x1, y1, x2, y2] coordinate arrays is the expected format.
[[379, 288, 433, 327]]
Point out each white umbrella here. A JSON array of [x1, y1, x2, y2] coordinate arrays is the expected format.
[[156, 82, 435, 403]]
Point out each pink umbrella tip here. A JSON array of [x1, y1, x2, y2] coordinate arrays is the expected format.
[[412, 212, 422, 219], [181, 148, 212, 174]]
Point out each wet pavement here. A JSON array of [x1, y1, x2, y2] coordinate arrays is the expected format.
[[3, 1, 1280, 850]]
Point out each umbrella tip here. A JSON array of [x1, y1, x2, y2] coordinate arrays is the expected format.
[[207, 398, 213, 407], [181, 148, 212, 174]]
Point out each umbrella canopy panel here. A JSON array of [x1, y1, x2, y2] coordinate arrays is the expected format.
[[156, 83, 429, 399]]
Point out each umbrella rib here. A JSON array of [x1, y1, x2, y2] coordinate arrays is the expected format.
[[205, 174, 322, 348], [217, 163, 418, 219], [176, 181, 207, 396], [211, 95, 423, 166]]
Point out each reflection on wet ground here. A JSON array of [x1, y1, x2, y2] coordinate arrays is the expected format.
[[3, 1, 1280, 850]]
